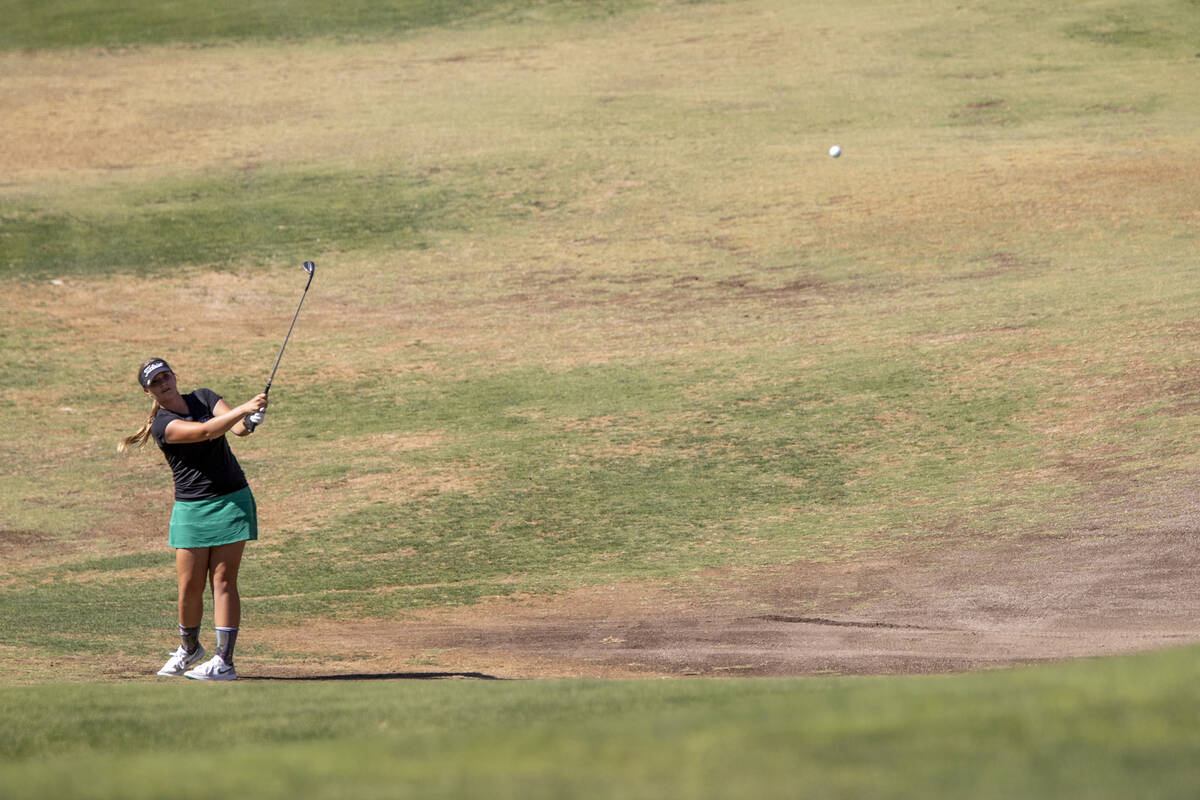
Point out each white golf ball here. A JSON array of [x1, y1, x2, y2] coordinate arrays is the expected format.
[[829, 145, 842, 158]]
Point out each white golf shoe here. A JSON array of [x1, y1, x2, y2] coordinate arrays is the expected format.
[[184, 654, 238, 681], [157, 645, 206, 677]]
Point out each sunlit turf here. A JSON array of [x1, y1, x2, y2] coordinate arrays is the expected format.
[[2, 646, 1200, 799]]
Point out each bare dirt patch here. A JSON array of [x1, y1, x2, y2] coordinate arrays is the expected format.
[[0, 529, 55, 551], [244, 476, 1200, 680]]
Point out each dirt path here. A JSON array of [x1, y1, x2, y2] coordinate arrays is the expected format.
[[249, 509, 1200, 679]]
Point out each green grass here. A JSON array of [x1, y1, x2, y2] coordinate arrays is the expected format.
[[3, 646, 1200, 798], [0, 347, 1053, 653], [0, 166, 542, 279], [0, 0, 659, 50]]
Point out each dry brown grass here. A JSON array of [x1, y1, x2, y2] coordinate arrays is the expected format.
[[5, 0, 1200, 681]]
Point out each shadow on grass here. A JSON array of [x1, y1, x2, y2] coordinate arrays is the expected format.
[[243, 671, 504, 681]]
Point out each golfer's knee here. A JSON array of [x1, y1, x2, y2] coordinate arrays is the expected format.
[[210, 570, 238, 599], [179, 577, 206, 603]]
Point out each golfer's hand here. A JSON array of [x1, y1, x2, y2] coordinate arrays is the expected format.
[[242, 394, 269, 416]]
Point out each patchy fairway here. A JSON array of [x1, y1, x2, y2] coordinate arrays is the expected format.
[[3, 0, 1200, 794]]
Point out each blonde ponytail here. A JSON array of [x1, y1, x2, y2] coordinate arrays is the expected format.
[[118, 398, 161, 453], [119, 358, 169, 453]]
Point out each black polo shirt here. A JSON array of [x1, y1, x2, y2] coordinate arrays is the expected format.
[[150, 388, 249, 501]]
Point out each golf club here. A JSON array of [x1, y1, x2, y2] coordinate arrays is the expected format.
[[244, 260, 315, 432]]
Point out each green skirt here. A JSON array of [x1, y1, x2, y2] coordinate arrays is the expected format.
[[169, 486, 258, 549]]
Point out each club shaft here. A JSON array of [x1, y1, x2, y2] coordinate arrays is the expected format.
[[263, 274, 313, 394]]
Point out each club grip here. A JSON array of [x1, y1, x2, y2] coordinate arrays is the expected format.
[[245, 410, 265, 432]]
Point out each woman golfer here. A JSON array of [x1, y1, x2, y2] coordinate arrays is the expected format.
[[119, 358, 267, 681]]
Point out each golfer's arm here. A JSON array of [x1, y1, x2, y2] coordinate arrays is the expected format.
[[216, 399, 254, 437], [163, 404, 250, 443]]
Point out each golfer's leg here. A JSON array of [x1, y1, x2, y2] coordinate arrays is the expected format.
[[176, 547, 210, 628], [209, 540, 246, 665], [210, 540, 246, 629]]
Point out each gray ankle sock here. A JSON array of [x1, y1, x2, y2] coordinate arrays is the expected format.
[[179, 625, 201, 654], [216, 627, 238, 664]]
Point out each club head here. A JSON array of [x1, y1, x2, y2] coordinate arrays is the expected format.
[[302, 260, 315, 275]]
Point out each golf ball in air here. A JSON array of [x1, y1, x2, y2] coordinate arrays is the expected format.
[[829, 145, 842, 158]]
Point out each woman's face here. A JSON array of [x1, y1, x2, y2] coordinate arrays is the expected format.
[[143, 370, 179, 402]]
